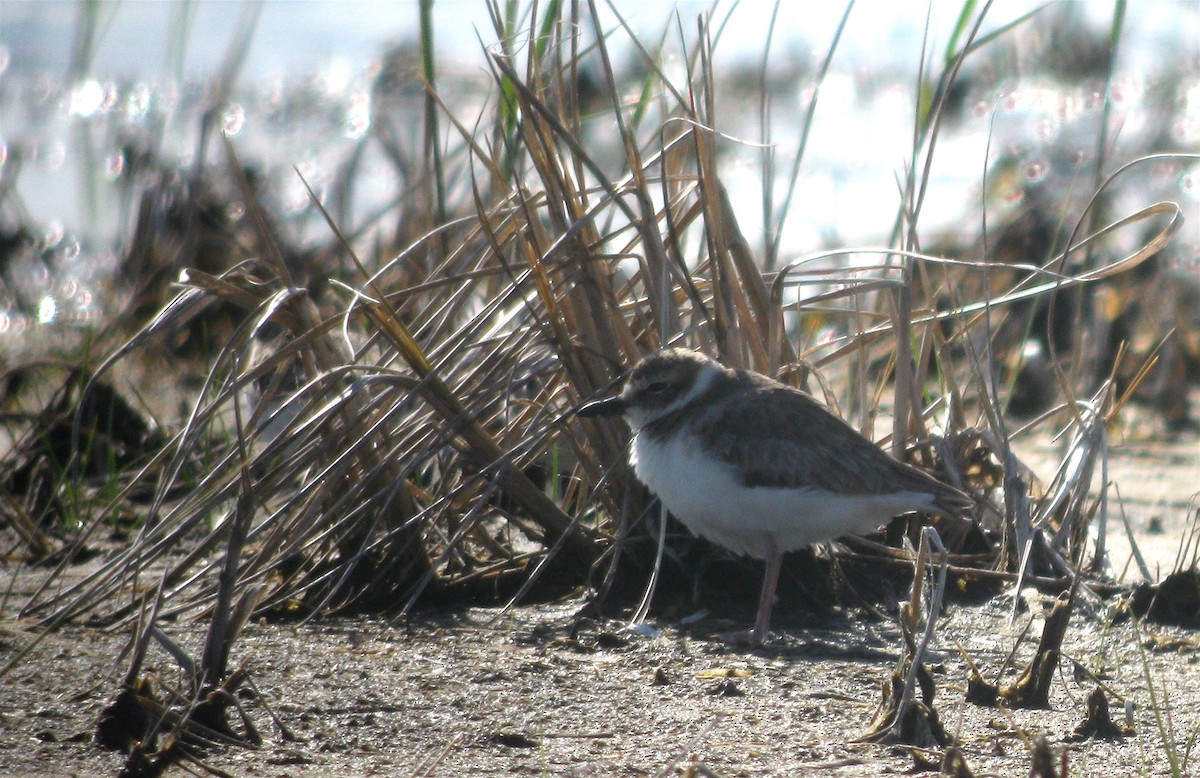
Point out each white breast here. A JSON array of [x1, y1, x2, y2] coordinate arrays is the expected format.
[[630, 430, 937, 559]]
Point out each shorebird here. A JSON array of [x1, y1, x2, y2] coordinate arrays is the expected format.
[[579, 348, 972, 644]]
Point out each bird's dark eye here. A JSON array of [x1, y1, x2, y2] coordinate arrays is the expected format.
[[644, 381, 668, 394]]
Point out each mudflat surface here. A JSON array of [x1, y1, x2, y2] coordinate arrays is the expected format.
[[1, 599, 1198, 777], [1, 425, 1197, 777]]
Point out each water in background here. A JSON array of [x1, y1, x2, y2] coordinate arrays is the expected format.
[[1, 1, 1197, 345]]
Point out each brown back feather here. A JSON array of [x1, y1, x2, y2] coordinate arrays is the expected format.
[[644, 364, 971, 515]]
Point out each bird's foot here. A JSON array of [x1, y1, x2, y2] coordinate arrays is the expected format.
[[712, 627, 766, 646]]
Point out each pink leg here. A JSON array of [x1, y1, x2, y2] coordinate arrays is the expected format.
[[751, 550, 783, 644], [716, 549, 783, 646]]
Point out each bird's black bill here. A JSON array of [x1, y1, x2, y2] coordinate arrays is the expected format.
[[576, 396, 628, 417]]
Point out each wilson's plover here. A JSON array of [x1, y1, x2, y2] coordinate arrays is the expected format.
[[579, 348, 972, 644]]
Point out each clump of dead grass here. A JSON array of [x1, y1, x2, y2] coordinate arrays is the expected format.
[[0, 1, 1195, 774]]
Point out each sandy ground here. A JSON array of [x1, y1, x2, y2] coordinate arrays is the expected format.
[[1, 598, 1197, 777], [1, 423, 1197, 777]]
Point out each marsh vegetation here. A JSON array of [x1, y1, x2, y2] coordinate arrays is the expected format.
[[1, 1, 1198, 775]]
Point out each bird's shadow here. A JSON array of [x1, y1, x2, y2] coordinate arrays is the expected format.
[[655, 542, 910, 656]]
